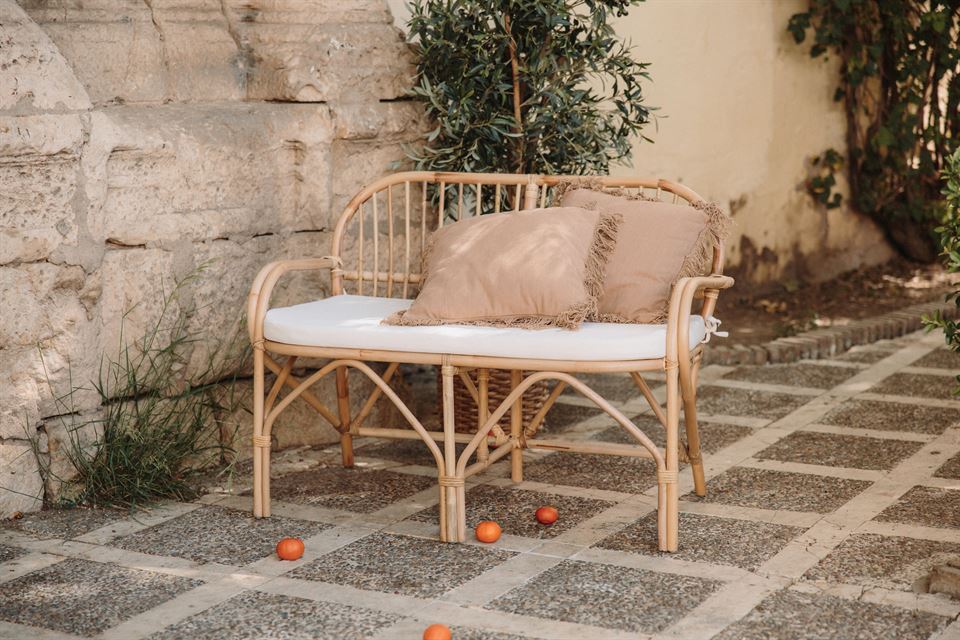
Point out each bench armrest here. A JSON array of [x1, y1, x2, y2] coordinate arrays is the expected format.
[[247, 257, 342, 344], [666, 275, 735, 363]]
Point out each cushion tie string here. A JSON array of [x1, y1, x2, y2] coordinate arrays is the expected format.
[[701, 315, 728, 344]]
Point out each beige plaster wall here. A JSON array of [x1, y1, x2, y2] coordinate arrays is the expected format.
[[386, 0, 896, 285]]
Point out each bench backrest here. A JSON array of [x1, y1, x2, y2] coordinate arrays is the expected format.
[[330, 171, 724, 302]]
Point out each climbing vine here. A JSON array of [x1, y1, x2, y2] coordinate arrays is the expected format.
[[788, 0, 959, 262]]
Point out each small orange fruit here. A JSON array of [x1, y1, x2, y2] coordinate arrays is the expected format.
[[475, 520, 502, 543], [422, 623, 452, 640], [275, 537, 305, 561], [535, 506, 558, 525]]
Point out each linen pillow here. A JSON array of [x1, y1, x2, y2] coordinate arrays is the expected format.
[[383, 206, 620, 329], [558, 186, 731, 323]]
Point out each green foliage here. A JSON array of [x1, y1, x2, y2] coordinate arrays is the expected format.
[[923, 146, 960, 392], [406, 0, 652, 181], [32, 267, 248, 509], [788, 0, 959, 262]]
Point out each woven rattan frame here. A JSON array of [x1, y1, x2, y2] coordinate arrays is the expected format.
[[247, 171, 733, 552]]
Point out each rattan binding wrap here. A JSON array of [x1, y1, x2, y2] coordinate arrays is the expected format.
[[437, 369, 551, 434]]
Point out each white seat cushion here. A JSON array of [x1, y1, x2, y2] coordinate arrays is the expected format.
[[264, 295, 707, 362]]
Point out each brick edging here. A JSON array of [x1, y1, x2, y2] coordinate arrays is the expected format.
[[702, 300, 957, 366]]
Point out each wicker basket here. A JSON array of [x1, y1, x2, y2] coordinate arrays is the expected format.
[[436, 369, 551, 434]]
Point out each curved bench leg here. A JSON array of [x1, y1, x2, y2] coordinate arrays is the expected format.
[[510, 369, 524, 483], [660, 362, 681, 552], [680, 361, 707, 497], [253, 347, 267, 518], [440, 360, 466, 541], [335, 367, 354, 468]]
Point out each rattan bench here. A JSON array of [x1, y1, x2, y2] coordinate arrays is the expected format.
[[247, 171, 733, 551]]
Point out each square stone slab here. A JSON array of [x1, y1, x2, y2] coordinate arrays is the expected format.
[[539, 402, 605, 432], [488, 559, 722, 633], [564, 373, 643, 403], [357, 438, 464, 467], [755, 431, 923, 470], [148, 589, 403, 640], [870, 372, 957, 399], [685, 467, 872, 513], [874, 486, 960, 529], [1, 507, 125, 540], [820, 399, 959, 434], [935, 452, 960, 479], [262, 464, 436, 513], [524, 452, 659, 494], [713, 588, 949, 640], [593, 415, 753, 453], [409, 484, 613, 539], [804, 533, 960, 591], [0, 557, 201, 636], [834, 348, 897, 364], [695, 386, 809, 420], [595, 511, 805, 570], [111, 505, 330, 565], [0, 543, 27, 563], [912, 348, 960, 370], [289, 531, 514, 598], [722, 363, 858, 389]]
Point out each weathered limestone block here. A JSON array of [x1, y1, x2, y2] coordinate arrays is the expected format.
[[0, 440, 43, 517], [225, 0, 413, 101], [0, 368, 41, 441], [143, 0, 245, 102], [84, 104, 337, 245], [0, 263, 88, 347], [0, 113, 85, 264], [0, 1, 91, 111], [18, 0, 167, 105]]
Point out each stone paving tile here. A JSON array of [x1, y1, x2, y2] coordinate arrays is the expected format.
[[912, 347, 960, 370], [873, 486, 960, 529], [1, 506, 125, 540], [488, 559, 722, 633], [289, 532, 514, 598], [804, 533, 960, 591], [755, 431, 924, 470], [722, 362, 858, 389], [834, 347, 897, 364], [685, 467, 872, 513], [0, 557, 201, 637], [148, 589, 404, 640], [0, 543, 27, 563], [935, 452, 960, 479], [262, 464, 436, 513], [357, 438, 464, 467], [695, 386, 809, 419], [539, 402, 604, 432], [595, 511, 804, 570], [564, 373, 642, 403], [593, 415, 754, 453], [713, 588, 949, 640], [804, 533, 960, 590], [871, 372, 957, 399], [524, 452, 659, 494], [111, 504, 330, 565], [820, 399, 959, 434], [409, 484, 613, 540]]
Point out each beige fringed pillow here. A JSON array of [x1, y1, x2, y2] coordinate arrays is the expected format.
[[384, 207, 620, 329], [558, 187, 732, 323]]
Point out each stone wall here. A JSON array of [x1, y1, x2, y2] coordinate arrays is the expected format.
[[0, 0, 423, 516]]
